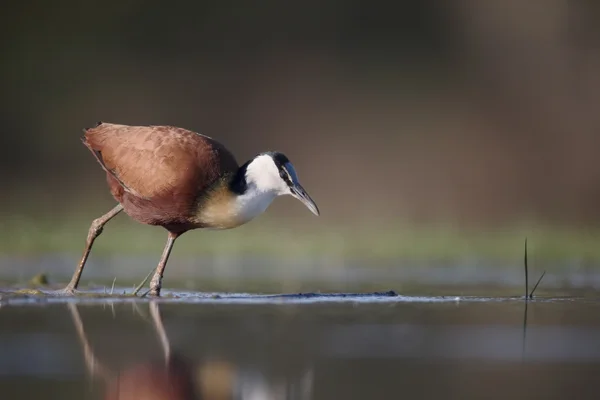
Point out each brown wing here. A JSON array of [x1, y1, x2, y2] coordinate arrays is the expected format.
[[82, 122, 239, 201]]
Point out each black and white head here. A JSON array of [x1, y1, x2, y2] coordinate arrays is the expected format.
[[231, 151, 320, 220]]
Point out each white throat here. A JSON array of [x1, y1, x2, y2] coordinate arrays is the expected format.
[[232, 185, 279, 224]]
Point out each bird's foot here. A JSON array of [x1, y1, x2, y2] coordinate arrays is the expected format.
[[55, 286, 79, 296], [146, 288, 161, 298], [147, 276, 162, 297]]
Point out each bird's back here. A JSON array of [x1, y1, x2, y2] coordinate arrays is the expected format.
[[83, 122, 239, 230]]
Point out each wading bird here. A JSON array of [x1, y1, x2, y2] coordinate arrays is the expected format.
[[64, 122, 320, 296]]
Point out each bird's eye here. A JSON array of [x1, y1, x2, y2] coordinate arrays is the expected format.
[[279, 169, 292, 185], [283, 163, 299, 184]]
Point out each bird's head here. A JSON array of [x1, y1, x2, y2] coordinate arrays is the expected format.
[[240, 151, 320, 216]]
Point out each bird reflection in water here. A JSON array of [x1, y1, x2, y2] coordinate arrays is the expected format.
[[69, 301, 205, 399], [68, 302, 313, 400]]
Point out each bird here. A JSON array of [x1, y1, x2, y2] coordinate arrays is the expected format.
[[63, 122, 320, 296]]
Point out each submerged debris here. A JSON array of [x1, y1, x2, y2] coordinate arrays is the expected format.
[[14, 288, 45, 296]]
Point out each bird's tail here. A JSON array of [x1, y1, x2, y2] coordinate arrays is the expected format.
[[82, 120, 103, 133]]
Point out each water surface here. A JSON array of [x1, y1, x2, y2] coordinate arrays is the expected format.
[[1, 291, 599, 399]]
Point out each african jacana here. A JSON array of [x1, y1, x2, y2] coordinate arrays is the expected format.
[[64, 122, 320, 296]]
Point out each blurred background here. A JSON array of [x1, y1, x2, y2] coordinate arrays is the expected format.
[[2, 0, 600, 290]]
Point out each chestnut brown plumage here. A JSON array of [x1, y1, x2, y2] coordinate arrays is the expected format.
[[65, 122, 320, 296]]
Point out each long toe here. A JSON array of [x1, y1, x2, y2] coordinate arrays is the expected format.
[[56, 287, 79, 296]]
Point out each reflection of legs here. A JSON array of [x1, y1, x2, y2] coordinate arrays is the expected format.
[[149, 232, 179, 297], [64, 204, 123, 293], [149, 301, 170, 363], [67, 303, 111, 381]]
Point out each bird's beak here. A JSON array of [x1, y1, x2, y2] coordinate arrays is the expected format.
[[290, 183, 320, 216]]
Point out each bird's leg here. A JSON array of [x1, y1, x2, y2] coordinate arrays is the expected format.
[[63, 204, 124, 294], [149, 232, 179, 297]]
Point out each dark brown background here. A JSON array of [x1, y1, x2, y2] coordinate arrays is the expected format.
[[3, 0, 600, 228]]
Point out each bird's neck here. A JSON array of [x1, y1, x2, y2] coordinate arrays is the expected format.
[[194, 165, 277, 229]]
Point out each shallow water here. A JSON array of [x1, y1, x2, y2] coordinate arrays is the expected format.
[[1, 289, 600, 399]]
